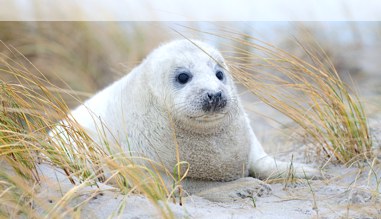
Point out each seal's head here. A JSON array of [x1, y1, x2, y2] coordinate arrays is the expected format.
[[143, 39, 238, 133]]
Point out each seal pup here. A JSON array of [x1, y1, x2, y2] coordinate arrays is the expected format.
[[60, 39, 321, 201]]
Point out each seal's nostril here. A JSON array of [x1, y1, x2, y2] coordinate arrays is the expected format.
[[207, 93, 213, 100]]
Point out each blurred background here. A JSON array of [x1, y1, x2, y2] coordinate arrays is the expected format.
[[0, 0, 380, 154]]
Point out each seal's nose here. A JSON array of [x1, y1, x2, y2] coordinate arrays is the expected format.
[[207, 91, 222, 102], [203, 91, 226, 112]]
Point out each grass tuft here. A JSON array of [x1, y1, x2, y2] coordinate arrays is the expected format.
[[222, 30, 373, 164]]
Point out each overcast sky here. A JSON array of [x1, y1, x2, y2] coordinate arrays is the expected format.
[[1, 0, 381, 21]]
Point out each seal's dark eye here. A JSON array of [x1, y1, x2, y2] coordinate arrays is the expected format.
[[216, 70, 224, 81], [177, 73, 190, 84]]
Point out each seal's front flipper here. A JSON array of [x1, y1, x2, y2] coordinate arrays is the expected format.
[[246, 125, 323, 180], [249, 156, 323, 180]]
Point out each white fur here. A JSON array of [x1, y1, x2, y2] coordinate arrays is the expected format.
[[61, 39, 320, 183]]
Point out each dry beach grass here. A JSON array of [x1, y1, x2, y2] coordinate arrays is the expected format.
[[0, 21, 380, 218], [225, 32, 373, 165]]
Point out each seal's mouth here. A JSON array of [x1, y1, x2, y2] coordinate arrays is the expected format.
[[190, 113, 226, 122]]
